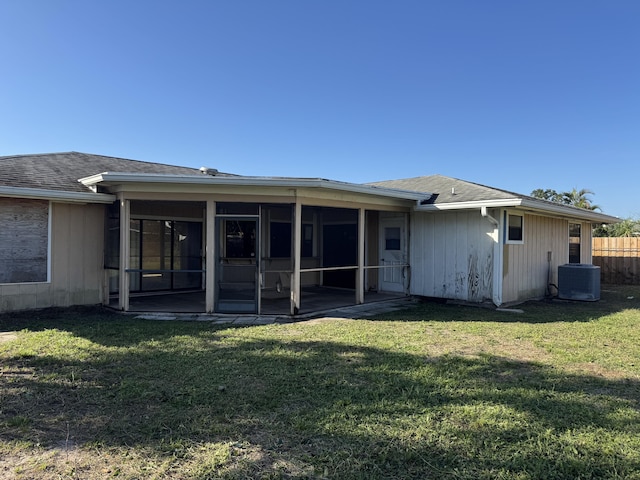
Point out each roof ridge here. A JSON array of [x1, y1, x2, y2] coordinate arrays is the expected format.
[[371, 173, 518, 195], [69, 151, 200, 171], [434, 175, 521, 198], [0, 151, 201, 172], [0, 151, 77, 160]]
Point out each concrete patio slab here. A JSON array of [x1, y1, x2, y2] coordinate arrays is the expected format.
[[129, 297, 415, 326]]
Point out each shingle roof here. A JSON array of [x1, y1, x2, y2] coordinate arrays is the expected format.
[[369, 174, 621, 223], [0, 151, 217, 193], [368, 174, 523, 204]]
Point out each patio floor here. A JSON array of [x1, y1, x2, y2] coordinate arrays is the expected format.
[[109, 287, 409, 317]]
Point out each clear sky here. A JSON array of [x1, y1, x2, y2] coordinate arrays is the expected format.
[[1, 1, 638, 218]]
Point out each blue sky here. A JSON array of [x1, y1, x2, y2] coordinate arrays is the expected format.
[[1, 1, 638, 218]]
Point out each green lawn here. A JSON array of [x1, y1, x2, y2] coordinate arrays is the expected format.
[[1, 286, 640, 479]]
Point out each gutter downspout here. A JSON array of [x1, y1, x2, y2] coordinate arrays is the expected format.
[[481, 206, 503, 306]]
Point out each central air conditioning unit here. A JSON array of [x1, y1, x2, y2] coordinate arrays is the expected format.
[[557, 264, 601, 301]]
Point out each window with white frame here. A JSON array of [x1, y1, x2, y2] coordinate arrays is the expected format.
[[505, 212, 524, 244]]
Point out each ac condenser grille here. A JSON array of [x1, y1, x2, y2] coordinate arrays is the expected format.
[[557, 264, 600, 301]]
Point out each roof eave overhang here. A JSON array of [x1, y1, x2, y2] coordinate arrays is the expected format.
[[0, 186, 116, 204], [414, 197, 620, 223], [79, 172, 430, 202], [415, 199, 523, 211], [519, 199, 620, 223]]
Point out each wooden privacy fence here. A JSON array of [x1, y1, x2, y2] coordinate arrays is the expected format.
[[592, 237, 640, 285]]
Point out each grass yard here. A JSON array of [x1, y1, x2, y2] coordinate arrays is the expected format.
[[1, 286, 640, 479]]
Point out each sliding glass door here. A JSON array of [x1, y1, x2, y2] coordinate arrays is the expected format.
[[129, 219, 203, 292]]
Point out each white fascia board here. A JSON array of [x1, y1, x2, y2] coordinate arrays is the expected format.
[[79, 172, 430, 201], [0, 186, 116, 204], [415, 199, 523, 211], [414, 197, 620, 223], [518, 198, 620, 223]]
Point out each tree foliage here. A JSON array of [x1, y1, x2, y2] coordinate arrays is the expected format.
[[531, 188, 639, 237], [531, 187, 600, 211], [593, 218, 640, 237], [530, 188, 564, 203]]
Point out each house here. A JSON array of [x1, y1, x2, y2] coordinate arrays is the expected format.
[[370, 175, 618, 305], [0, 152, 618, 314]]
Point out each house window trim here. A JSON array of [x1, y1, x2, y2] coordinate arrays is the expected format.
[[504, 210, 525, 245]]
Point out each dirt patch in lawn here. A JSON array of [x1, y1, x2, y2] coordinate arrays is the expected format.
[[297, 316, 356, 326], [0, 332, 17, 344]]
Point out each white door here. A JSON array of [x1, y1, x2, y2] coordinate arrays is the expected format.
[[379, 214, 408, 293]]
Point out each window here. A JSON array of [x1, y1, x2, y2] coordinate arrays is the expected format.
[[385, 227, 401, 250], [506, 212, 524, 244], [269, 222, 313, 258], [0, 198, 49, 283], [569, 223, 581, 263], [270, 222, 291, 258], [216, 202, 259, 215], [302, 224, 313, 257], [105, 202, 120, 293], [105, 201, 120, 270], [225, 220, 256, 258], [128, 218, 203, 292]]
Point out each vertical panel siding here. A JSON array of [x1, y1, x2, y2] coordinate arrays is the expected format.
[[0, 202, 105, 312], [51, 203, 105, 307], [581, 221, 593, 263], [502, 214, 568, 304], [410, 211, 494, 302]]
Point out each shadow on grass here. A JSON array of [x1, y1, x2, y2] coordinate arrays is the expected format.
[[1, 316, 640, 479]]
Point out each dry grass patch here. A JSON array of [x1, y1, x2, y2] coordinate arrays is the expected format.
[[0, 332, 17, 344]]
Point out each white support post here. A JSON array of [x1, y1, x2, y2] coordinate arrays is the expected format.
[[118, 196, 130, 311], [356, 208, 365, 304], [291, 199, 302, 315], [205, 200, 216, 313]]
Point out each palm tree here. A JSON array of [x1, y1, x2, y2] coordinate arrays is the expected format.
[[530, 188, 563, 203], [593, 218, 640, 237], [561, 188, 601, 211]]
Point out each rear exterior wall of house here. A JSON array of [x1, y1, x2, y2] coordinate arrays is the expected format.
[[501, 215, 592, 304], [0, 200, 105, 312], [410, 210, 495, 302]]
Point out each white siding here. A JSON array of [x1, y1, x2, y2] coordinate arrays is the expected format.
[[581, 221, 593, 263], [410, 210, 494, 302], [502, 214, 568, 304]]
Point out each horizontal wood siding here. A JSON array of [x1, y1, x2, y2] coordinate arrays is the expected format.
[[410, 211, 494, 302], [593, 237, 640, 284], [502, 214, 570, 304], [0, 202, 105, 312]]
